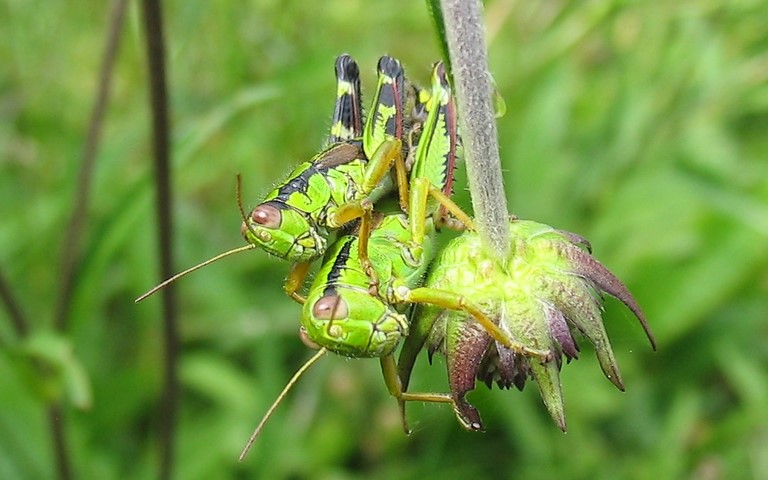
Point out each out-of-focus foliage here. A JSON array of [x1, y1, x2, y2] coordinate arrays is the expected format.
[[1, 0, 766, 478]]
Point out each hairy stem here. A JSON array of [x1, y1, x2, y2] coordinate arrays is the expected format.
[[438, 0, 510, 258]]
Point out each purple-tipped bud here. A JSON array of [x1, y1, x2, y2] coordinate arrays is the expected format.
[[402, 219, 655, 431], [544, 302, 579, 360], [563, 243, 657, 350]]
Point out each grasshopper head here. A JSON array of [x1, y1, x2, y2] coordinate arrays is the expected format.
[[301, 288, 408, 358], [241, 202, 326, 263]]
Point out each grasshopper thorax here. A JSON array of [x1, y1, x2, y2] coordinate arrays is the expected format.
[[301, 287, 408, 358], [241, 201, 327, 263]]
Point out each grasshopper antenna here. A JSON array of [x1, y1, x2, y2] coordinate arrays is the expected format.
[[236, 173, 255, 234], [238, 347, 328, 462], [136, 174, 259, 303], [135, 243, 256, 302]]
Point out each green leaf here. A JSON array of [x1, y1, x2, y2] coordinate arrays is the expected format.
[[20, 330, 93, 410]]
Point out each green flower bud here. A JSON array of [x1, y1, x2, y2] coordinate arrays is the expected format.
[[400, 219, 656, 431]]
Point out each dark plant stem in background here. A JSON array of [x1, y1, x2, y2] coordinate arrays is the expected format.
[[47, 404, 71, 480], [44, 2, 132, 478], [54, 0, 129, 331], [438, 0, 510, 258], [0, 267, 30, 338], [140, 0, 178, 479], [2, 269, 72, 480]]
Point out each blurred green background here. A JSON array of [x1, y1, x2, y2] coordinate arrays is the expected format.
[[2, 0, 767, 478]]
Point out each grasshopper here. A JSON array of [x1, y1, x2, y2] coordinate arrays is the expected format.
[[240, 54, 421, 302], [238, 63, 549, 458], [137, 55, 421, 303]]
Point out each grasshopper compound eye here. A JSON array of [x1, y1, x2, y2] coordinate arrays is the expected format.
[[242, 204, 282, 242], [250, 204, 282, 229], [312, 295, 348, 321]]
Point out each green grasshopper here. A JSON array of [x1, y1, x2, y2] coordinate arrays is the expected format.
[[137, 55, 419, 303], [238, 63, 549, 458], [240, 54, 420, 301]]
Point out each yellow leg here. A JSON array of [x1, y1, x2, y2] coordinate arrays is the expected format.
[[284, 261, 310, 304], [326, 199, 380, 290], [325, 137, 406, 228], [427, 185, 475, 231], [379, 355, 462, 434], [392, 148, 410, 214], [360, 137, 409, 213], [408, 178, 476, 246], [398, 286, 552, 361], [355, 202, 379, 290]]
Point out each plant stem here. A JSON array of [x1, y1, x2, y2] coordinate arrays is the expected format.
[[48, 403, 72, 480], [0, 267, 30, 338], [438, 0, 510, 258], [140, 0, 178, 478], [54, 0, 129, 332]]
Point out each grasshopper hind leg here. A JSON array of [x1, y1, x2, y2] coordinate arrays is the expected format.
[[328, 54, 363, 145]]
